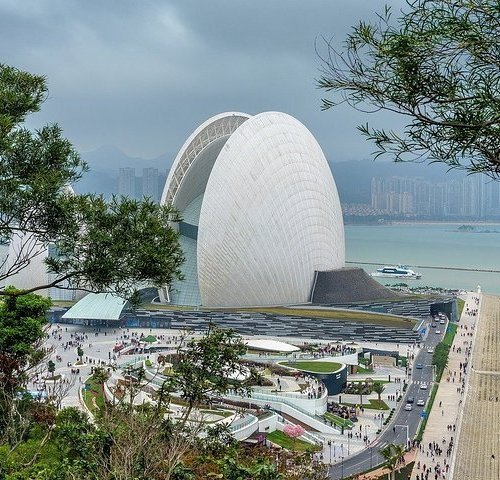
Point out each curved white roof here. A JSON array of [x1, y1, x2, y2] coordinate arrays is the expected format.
[[161, 110, 345, 308], [245, 339, 300, 353], [198, 111, 345, 307]]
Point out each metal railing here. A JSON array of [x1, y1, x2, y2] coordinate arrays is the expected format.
[[228, 414, 258, 432]]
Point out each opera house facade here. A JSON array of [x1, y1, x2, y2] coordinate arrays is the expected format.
[[159, 111, 345, 308]]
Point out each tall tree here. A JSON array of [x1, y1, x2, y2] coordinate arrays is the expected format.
[[0, 290, 51, 445], [0, 63, 184, 300], [380, 443, 405, 480], [373, 381, 385, 406], [318, 0, 500, 177]]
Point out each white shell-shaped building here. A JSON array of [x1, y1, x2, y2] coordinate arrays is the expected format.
[[160, 111, 345, 307]]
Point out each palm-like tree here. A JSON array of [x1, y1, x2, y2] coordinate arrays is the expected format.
[[372, 381, 385, 408], [380, 443, 405, 480], [357, 382, 364, 407]]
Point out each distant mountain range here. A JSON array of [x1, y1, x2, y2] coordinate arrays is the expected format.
[[73, 145, 468, 203]]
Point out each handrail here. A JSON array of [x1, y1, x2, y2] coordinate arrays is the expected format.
[[250, 387, 327, 400], [228, 414, 258, 432]]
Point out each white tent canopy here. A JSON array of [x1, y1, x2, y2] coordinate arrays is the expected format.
[[245, 339, 300, 353]]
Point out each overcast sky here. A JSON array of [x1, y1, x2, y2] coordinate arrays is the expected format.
[[0, 0, 407, 162]]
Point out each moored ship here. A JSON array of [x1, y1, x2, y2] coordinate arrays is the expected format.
[[370, 264, 421, 279]]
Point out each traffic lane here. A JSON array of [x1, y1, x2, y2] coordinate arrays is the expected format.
[[331, 384, 426, 478], [330, 330, 448, 479]]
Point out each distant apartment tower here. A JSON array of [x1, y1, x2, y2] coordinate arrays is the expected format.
[[142, 167, 159, 203], [118, 167, 136, 198], [371, 177, 415, 214]]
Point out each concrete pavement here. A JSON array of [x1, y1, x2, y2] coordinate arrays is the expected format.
[[410, 292, 480, 480]]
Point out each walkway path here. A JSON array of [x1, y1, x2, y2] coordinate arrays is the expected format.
[[450, 294, 500, 480], [410, 292, 480, 480]]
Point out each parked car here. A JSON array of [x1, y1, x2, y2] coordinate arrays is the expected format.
[[405, 403, 413, 411]]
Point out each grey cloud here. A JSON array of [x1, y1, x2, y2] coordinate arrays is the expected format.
[[0, 0, 407, 161]]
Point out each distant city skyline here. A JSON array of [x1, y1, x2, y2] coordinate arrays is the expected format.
[[370, 175, 500, 218], [118, 167, 164, 203]]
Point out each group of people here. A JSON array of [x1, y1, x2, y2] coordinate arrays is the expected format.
[[413, 295, 478, 479]]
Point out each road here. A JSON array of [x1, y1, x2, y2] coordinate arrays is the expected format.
[[328, 318, 447, 479]]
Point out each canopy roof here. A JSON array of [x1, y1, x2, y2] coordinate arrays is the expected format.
[[62, 293, 127, 321], [245, 339, 300, 353]]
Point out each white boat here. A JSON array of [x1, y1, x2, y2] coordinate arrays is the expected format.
[[370, 264, 421, 279]]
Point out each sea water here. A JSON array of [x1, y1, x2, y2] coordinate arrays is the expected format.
[[345, 223, 500, 294], [2, 224, 500, 295]]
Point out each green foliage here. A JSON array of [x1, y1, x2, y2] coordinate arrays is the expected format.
[[279, 361, 342, 373], [266, 430, 318, 453], [0, 292, 50, 442], [164, 326, 249, 412], [47, 360, 55, 375], [380, 443, 405, 480], [0, 63, 184, 302], [432, 323, 457, 380], [318, 0, 500, 177]]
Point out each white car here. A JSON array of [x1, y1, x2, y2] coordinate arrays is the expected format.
[[420, 383, 428, 390], [435, 330, 441, 334], [417, 399, 425, 406], [405, 403, 413, 411], [427, 348, 434, 354]]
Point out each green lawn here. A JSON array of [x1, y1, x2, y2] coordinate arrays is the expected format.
[[266, 430, 319, 452], [342, 399, 390, 410], [82, 376, 106, 413], [324, 412, 354, 428], [357, 365, 374, 373], [443, 323, 458, 346], [279, 361, 342, 373]]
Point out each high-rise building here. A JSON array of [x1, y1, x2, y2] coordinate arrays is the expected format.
[[142, 167, 159, 203], [118, 167, 136, 198]]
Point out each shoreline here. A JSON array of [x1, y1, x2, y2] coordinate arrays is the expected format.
[[345, 220, 500, 226]]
